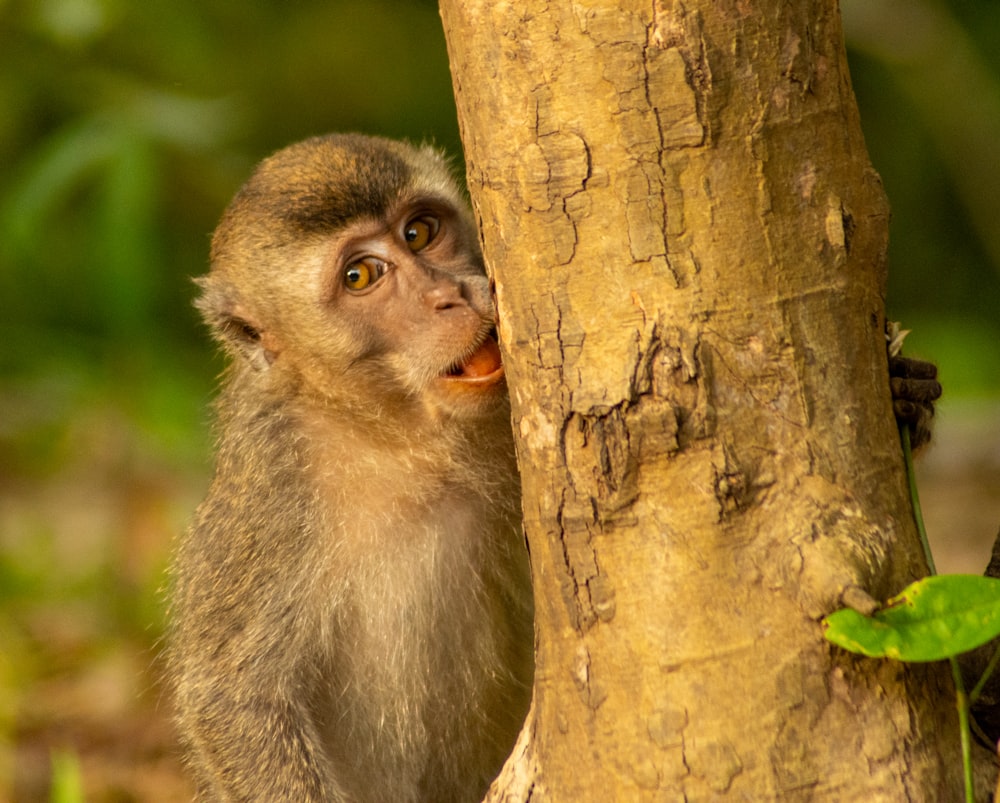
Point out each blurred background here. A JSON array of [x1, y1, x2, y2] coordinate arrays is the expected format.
[[1, 0, 998, 799]]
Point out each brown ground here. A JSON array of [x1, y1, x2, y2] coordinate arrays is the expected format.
[[919, 401, 1000, 575]]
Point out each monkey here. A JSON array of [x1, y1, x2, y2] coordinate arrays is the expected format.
[[170, 132, 942, 802], [169, 133, 533, 803]]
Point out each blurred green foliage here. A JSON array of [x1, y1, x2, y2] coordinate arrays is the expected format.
[[0, 0, 996, 612], [0, 0, 996, 424], [0, 0, 997, 797], [0, 0, 997, 661], [844, 0, 1000, 394], [0, 0, 461, 456], [0, 3, 462, 795]]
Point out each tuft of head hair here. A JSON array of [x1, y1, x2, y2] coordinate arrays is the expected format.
[[210, 134, 465, 264]]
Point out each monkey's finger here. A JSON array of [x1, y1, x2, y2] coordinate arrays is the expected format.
[[893, 398, 937, 424], [889, 355, 938, 381], [892, 399, 921, 426], [890, 377, 942, 405], [909, 424, 933, 450], [893, 400, 934, 450]]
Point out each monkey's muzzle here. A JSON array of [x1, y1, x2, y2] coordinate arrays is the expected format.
[[443, 333, 504, 386]]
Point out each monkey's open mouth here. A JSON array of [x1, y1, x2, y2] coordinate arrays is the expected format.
[[444, 331, 504, 383]]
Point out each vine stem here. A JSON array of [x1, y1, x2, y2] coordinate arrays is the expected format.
[[950, 658, 975, 803], [901, 425, 973, 801], [900, 426, 936, 575], [970, 642, 1000, 705]]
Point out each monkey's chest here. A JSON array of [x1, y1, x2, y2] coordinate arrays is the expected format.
[[319, 521, 506, 800]]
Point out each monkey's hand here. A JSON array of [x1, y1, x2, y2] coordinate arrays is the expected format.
[[889, 355, 941, 451], [886, 321, 941, 451]]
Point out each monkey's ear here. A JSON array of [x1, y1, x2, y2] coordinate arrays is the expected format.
[[194, 277, 277, 372]]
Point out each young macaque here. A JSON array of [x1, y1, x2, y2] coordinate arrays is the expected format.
[[171, 132, 942, 802], [169, 134, 533, 802]]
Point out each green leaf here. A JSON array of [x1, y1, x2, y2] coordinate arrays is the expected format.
[[823, 575, 1000, 662], [50, 749, 83, 803]]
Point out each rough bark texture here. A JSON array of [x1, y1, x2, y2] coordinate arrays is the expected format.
[[440, 1, 986, 799]]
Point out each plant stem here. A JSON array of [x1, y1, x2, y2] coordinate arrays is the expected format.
[[950, 656, 975, 803], [902, 424, 972, 800], [970, 641, 1000, 705], [901, 426, 936, 575]]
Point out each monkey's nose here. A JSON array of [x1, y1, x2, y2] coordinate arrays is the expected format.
[[426, 280, 467, 311]]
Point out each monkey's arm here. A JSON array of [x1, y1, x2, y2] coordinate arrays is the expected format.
[[889, 355, 941, 450], [171, 411, 346, 802], [180, 672, 342, 802], [173, 534, 344, 801]]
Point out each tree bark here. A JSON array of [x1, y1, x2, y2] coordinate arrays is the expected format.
[[440, 1, 988, 799]]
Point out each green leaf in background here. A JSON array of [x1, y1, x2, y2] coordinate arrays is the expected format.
[[823, 575, 1000, 662], [49, 749, 83, 803]]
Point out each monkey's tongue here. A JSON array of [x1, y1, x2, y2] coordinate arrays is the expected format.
[[456, 336, 503, 378]]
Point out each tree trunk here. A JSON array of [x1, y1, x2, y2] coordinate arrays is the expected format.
[[439, 1, 986, 799]]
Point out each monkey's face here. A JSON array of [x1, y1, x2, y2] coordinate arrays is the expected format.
[[200, 134, 507, 423], [315, 199, 506, 417]]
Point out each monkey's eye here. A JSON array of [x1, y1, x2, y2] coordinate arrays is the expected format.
[[404, 216, 439, 252], [343, 258, 386, 291]]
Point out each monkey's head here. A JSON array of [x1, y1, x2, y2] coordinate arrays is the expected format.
[[197, 134, 505, 420]]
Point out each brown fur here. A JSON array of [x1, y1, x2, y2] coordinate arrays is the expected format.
[[169, 134, 533, 802]]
